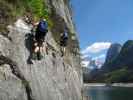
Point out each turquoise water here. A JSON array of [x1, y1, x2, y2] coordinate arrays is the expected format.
[[84, 86, 133, 100]]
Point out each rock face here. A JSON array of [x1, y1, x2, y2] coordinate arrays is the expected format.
[[102, 43, 121, 71], [0, 0, 82, 100], [105, 43, 122, 64], [104, 40, 133, 70], [103, 41, 133, 71]]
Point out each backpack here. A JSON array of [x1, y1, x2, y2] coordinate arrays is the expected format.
[[37, 20, 48, 32]]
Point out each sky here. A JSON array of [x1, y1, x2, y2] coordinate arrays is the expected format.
[[71, 0, 133, 66]]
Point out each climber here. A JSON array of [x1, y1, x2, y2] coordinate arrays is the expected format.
[[60, 28, 68, 56], [32, 18, 48, 60]]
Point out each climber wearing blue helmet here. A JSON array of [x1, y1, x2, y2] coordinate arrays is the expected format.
[[60, 28, 68, 56], [35, 18, 48, 45], [32, 18, 48, 60]]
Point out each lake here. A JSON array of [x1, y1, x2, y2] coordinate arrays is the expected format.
[[83, 86, 133, 100]]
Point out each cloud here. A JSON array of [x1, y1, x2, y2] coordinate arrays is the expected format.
[[81, 54, 89, 59], [92, 54, 106, 60], [81, 42, 111, 54], [81, 61, 90, 67]]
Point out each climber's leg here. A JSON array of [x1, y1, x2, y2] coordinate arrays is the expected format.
[[31, 42, 39, 60], [39, 46, 43, 55], [61, 46, 64, 57], [34, 46, 39, 53], [36, 39, 44, 60], [42, 41, 48, 55], [63, 47, 66, 56]]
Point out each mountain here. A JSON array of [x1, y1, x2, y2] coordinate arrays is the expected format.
[[116, 40, 133, 69], [82, 56, 103, 69], [89, 60, 98, 69], [87, 40, 133, 83], [102, 43, 122, 71], [82, 59, 104, 83], [0, 0, 82, 100], [103, 40, 133, 72], [82, 67, 90, 82], [100, 40, 133, 83], [105, 43, 122, 64]]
